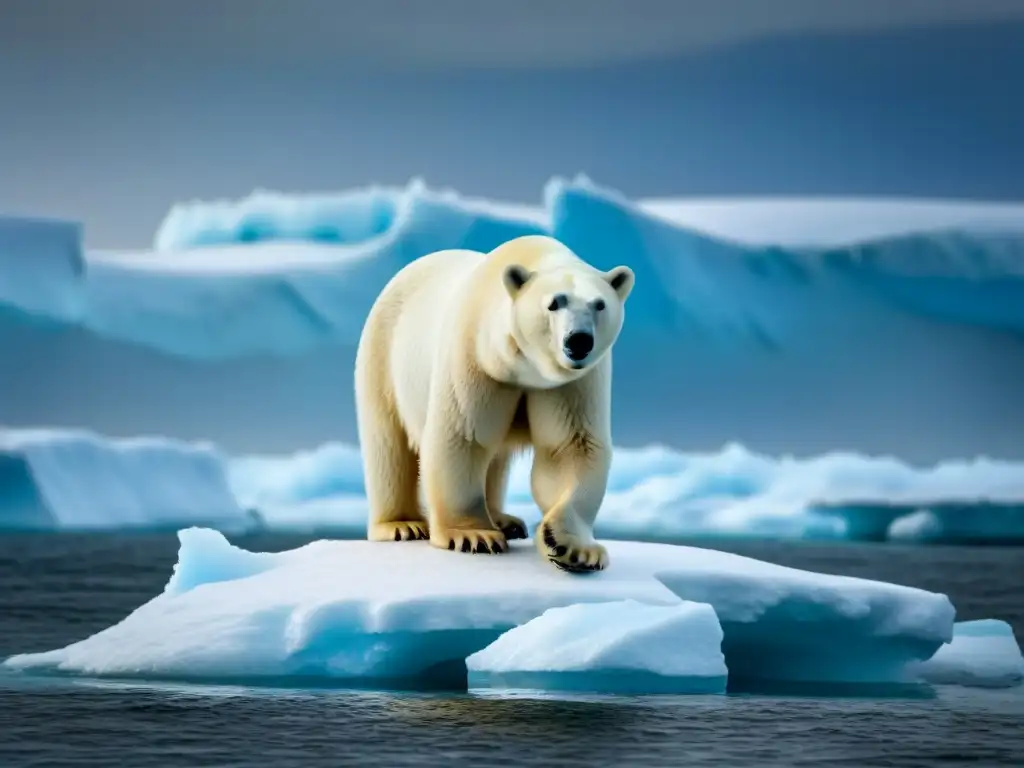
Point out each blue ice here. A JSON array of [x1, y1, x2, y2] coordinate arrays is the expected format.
[[466, 600, 728, 695], [2, 527, 954, 692], [228, 440, 1024, 544], [912, 620, 1024, 689], [3, 427, 1023, 544], [2, 177, 1024, 362], [0, 428, 246, 531]]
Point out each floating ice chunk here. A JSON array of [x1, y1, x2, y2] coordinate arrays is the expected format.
[[887, 509, 945, 542], [466, 600, 727, 695], [913, 620, 1024, 689], [3, 528, 953, 689], [0, 428, 246, 531]]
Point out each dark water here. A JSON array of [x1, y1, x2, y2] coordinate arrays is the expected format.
[[1, 533, 1022, 767]]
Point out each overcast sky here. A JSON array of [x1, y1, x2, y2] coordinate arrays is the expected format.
[[2, 0, 1024, 248]]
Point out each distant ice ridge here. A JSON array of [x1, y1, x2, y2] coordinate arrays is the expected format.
[[3, 427, 1023, 540], [466, 600, 728, 695], [231, 441, 1024, 543], [0, 180, 548, 360], [2, 526, 954, 691], [156, 183, 1024, 252], [912, 620, 1024, 689], [0, 428, 247, 531], [1, 176, 1023, 362], [153, 183, 548, 253]]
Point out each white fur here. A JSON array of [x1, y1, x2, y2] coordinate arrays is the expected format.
[[354, 234, 634, 571]]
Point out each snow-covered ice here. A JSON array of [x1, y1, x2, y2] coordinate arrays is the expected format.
[[913, 620, 1024, 689], [465, 600, 728, 695], [4, 426, 1023, 541], [2, 179, 1024, 463], [230, 440, 1024, 544], [639, 197, 1024, 248], [2, 527, 954, 690], [0, 428, 247, 531]]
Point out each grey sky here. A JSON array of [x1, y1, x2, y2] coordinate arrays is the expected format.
[[2, 1, 1023, 248]]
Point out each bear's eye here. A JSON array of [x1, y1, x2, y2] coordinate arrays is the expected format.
[[548, 294, 567, 312], [593, 299, 606, 312]]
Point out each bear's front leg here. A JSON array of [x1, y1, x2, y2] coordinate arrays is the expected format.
[[530, 443, 611, 573], [421, 423, 508, 556], [526, 366, 613, 574]]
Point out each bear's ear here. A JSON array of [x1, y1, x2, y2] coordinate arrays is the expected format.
[[503, 264, 533, 298], [604, 266, 635, 301]]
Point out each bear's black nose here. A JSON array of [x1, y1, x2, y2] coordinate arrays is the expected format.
[[564, 331, 594, 361]]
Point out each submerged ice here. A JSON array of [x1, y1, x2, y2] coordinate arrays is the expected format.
[[2, 527, 955, 691]]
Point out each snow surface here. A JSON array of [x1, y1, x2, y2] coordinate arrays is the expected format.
[[913, 620, 1024, 689], [0, 428, 247, 531], [2, 179, 1024, 463], [2, 527, 954, 689], [465, 600, 728, 695]]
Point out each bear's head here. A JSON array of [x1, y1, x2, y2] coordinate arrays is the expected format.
[[502, 260, 634, 386]]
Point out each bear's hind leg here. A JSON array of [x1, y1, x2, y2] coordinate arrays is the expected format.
[[421, 436, 508, 555], [362, 413, 428, 543], [485, 449, 528, 540]]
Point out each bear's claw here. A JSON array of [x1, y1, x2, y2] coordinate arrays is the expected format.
[[438, 529, 508, 555], [538, 522, 608, 574], [370, 520, 429, 542], [491, 512, 529, 541]]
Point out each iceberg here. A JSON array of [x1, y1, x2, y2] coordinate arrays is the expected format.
[[2, 527, 955, 691], [231, 440, 1024, 544], [153, 184, 548, 253], [913, 620, 1024, 689], [4, 426, 1022, 540], [465, 600, 728, 695], [638, 197, 1024, 248], [0, 214, 83, 321], [2, 180, 1024, 463], [0, 428, 247, 531]]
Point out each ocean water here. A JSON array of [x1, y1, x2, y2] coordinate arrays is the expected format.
[[1, 533, 1022, 767]]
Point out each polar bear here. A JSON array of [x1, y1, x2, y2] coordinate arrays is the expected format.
[[354, 234, 634, 573]]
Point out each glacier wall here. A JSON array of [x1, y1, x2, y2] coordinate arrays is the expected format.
[[1, 180, 1024, 462], [0, 428, 247, 530]]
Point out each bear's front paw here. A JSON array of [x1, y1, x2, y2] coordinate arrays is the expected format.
[[491, 512, 528, 541], [432, 528, 508, 554], [369, 520, 430, 542], [537, 522, 608, 574]]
